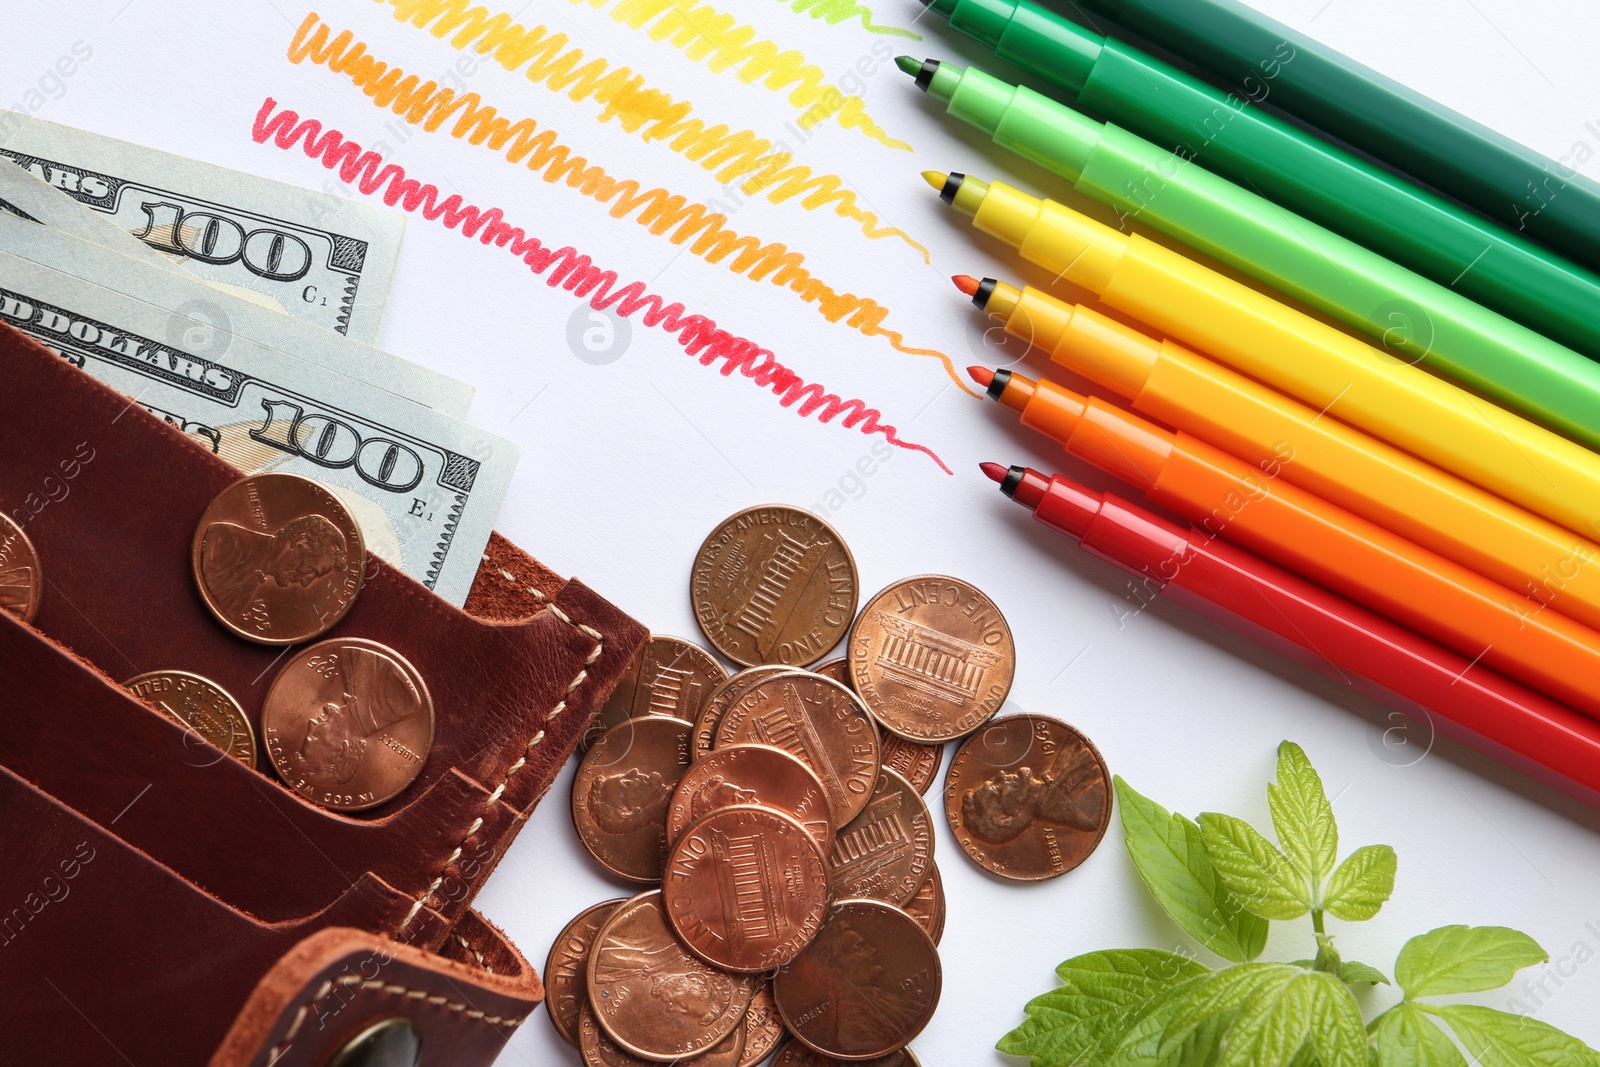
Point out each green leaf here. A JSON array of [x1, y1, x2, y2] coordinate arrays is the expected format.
[[1198, 812, 1312, 920], [1322, 845, 1397, 921], [1215, 975, 1308, 1067], [1373, 1004, 1466, 1067], [1303, 972, 1368, 1067], [1337, 961, 1390, 986], [1113, 777, 1269, 962], [1395, 926, 1547, 999], [1268, 741, 1338, 888], [1095, 979, 1226, 1067], [1166, 964, 1301, 1041], [1160, 968, 1362, 1067], [997, 949, 1209, 1065], [1429, 1003, 1600, 1067]]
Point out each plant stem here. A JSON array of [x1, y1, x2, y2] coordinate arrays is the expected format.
[[1313, 910, 1326, 936]]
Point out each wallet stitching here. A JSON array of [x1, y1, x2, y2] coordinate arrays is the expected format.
[[395, 564, 605, 938], [264, 972, 525, 1063], [455, 933, 493, 974]]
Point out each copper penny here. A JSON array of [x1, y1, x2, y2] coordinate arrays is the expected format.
[[590, 635, 729, 749], [191, 473, 363, 645], [902, 864, 945, 946], [827, 769, 931, 907], [574, 716, 695, 883], [667, 743, 834, 855], [588, 891, 756, 1061], [815, 658, 942, 795], [0, 511, 42, 624], [261, 638, 432, 811], [691, 506, 858, 668], [944, 713, 1111, 882], [714, 673, 879, 826], [665, 806, 830, 973], [774, 899, 941, 1060], [772, 1041, 923, 1066], [579, 1002, 745, 1067], [692, 666, 789, 761], [848, 576, 1015, 743], [545, 898, 627, 1047], [738, 981, 787, 1067], [124, 669, 257, 766]]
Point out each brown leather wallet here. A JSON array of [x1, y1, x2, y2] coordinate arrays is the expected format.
[[0, 322, 644, 1064]]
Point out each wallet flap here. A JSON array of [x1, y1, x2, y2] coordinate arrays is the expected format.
[[0, 762, 454, 1067], [210, 919, 540, 1067], [0, 322, 645, 934]]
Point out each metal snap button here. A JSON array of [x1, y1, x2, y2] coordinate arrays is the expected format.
[[325, 1017, 421, 1067]]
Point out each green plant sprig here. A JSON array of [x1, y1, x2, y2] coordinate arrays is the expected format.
[[997, 741, 1599, 1067]]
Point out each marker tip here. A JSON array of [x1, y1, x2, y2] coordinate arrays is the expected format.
[[967, 365, 994, 388], [952, 274, 980, 296], [895, 55, 922, 77], [980, 462, 1008, 484], [921, 170, 946, 192]]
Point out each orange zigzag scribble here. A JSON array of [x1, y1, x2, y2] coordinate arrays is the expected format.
[[292, 16, 967, 392], [568, 0, 911, 150], [379, 0, 930, 263]]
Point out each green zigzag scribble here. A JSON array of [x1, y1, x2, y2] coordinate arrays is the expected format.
[[776, 0, 922, 38]]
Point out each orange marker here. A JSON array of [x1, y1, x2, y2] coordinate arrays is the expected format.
[[953, 274, 1600, 634], [959, 358, 1600, 720]]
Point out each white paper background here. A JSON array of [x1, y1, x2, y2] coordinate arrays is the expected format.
[[8, 0, 1600, 1060]]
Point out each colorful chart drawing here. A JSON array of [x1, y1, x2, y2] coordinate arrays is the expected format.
[[291, 17, 970, 393], [564, 0, 911, 148], [770, 0, 920, 38], [375, 1, 926, 257], [252, 98, 950, 473]]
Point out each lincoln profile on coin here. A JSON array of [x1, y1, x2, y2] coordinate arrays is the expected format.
[[961, 746, 1107, 845], [807, 920, 919, 1049], [597, 934, 733, 1024], [200, 512, 350, 621], [687, 776, 759, 822], [587, 769, 674, 835], [295, 645, 424, 787]]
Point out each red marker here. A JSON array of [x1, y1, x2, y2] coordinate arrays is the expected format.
[[982, 461, 1600, 809]]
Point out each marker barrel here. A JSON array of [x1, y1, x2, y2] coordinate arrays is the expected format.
[[968, 179, 1600, 540], [930, 67, 1600, 450], [921, 0, 1600, 359], [995, 284, 1600, 634], [1041, 387, 1600, 720], [1073, 0, 1600, 276], [1017, 468, 1600, 810]]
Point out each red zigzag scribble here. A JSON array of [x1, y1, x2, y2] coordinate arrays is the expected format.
[[250, 97, 949, 473]]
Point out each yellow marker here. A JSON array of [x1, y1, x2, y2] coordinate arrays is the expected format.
[[935, 172, 1600, 538], [970, 277, 1600, 631]]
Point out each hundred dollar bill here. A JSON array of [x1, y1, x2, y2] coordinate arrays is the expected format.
[[0, 111, 404, 344], [0, 157, 301, 321], [1, 156, 201, 271], [0, 208, 472, 419], [0, 226, 517, 607]]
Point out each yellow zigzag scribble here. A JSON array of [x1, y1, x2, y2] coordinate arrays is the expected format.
[[566, 0, 911, 148], [773, 0, 920, 38], [379, 0, 929, 258], [292, 16, 967, 392]]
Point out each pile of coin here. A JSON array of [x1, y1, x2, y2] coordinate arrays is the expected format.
[[104, 471, 434, 812], [560, 670, 944, 1064], [554, 506, 1105, 1066]]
